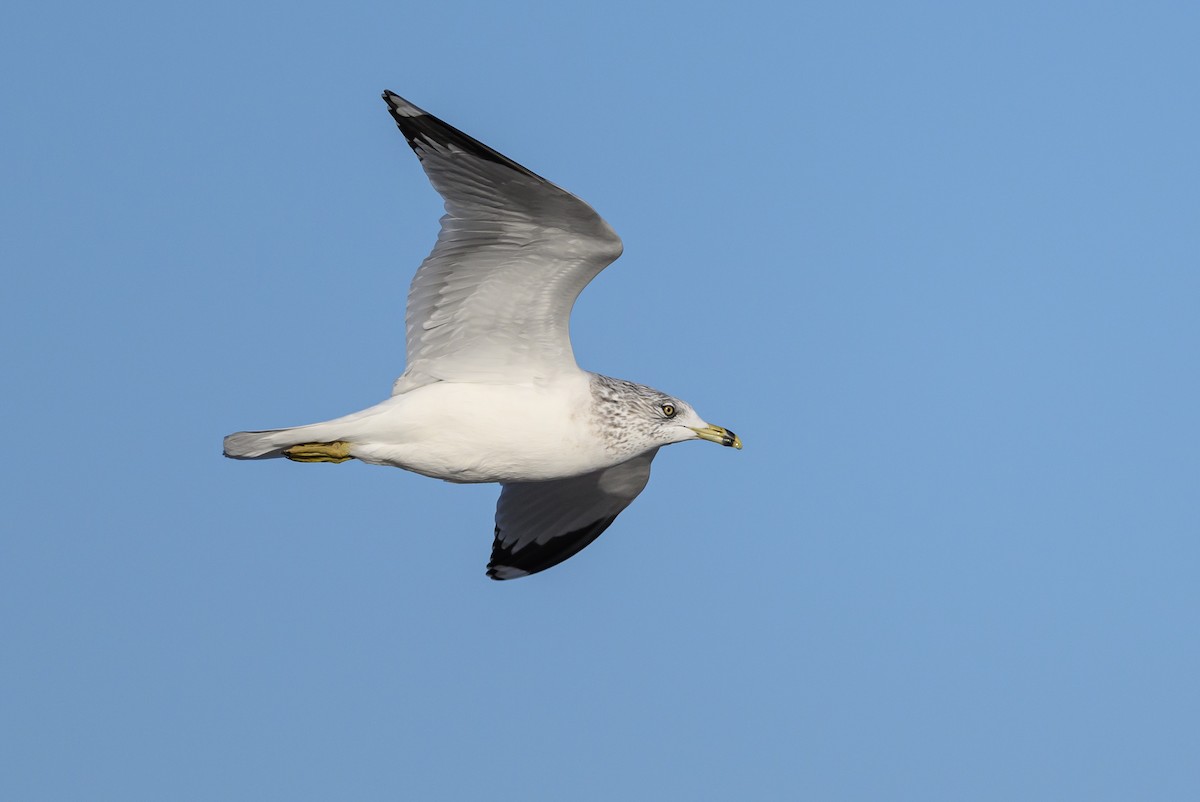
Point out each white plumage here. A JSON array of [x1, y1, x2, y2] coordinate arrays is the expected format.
[[224, 91, 740, 579]]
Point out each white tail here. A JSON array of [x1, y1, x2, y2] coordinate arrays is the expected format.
[[222, 428, 301, 460], [223, 422, 348, 459], [224, 408, 371, 461]]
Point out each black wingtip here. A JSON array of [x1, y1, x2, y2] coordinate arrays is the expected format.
[[486, 515, 619, 580], [377, 91, 547, 181], [380, 90, 423, 117]]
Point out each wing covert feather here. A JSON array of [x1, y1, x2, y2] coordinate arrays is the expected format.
[[382, 92, 623, 392]]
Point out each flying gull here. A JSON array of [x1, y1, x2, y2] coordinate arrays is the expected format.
[[224, 91, 741, 580]]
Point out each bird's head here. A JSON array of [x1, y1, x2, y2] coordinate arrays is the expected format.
[[591, 375, 742, 453], [650, 395, 742, 449]]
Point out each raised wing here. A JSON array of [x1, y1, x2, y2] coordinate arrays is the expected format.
[[382, 91, 624, 393], [487, 449, 658, 580]]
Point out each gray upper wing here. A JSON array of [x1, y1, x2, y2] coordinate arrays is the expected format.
[[382, 92, 624, 393]]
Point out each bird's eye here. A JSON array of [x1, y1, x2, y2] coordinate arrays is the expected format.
[[661, 404, 676, 418]]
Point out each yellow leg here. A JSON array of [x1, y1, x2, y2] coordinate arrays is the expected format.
[[283, 441, 353, 463]]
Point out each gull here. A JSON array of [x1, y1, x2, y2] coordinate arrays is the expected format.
[[224, 91, 741, 580]]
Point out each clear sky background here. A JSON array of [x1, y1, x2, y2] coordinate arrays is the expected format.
[[3, 1, 1198, 799]]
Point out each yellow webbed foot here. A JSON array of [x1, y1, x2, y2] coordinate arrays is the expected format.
[[283, 441, 353, 463]]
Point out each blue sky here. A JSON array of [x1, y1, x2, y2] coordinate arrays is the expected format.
[[3, 1, 1198, 799]]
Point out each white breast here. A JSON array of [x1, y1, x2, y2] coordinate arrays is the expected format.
[[341, 374, 612, 483]]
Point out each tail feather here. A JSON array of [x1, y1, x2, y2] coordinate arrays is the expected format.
[[225, 412, 365, 460], [222, 428, 301, 460], [224, 424, 349, 459]]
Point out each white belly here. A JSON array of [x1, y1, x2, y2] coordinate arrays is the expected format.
[[335, 375, 612, 483]]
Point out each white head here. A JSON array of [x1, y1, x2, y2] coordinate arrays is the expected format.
[[589, 374, 742, 456]]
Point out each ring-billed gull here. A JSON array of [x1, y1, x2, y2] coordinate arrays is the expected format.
[[224, 91, 741, 580]]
